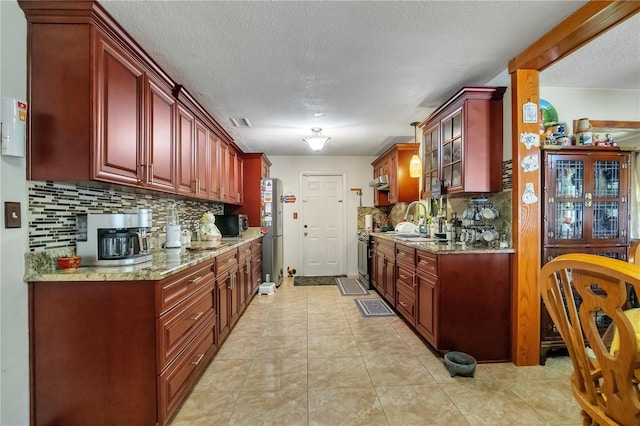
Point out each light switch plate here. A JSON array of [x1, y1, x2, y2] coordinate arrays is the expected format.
[[4, 202, 21, 228]]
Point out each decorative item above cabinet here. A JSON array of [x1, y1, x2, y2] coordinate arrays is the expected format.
[[419, 86, 506, 198], [371, 143, 420, 206]]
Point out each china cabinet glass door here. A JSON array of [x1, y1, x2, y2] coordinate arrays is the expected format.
[[545, 151, 628, 247], [592, 159, 625, 241], [548, 155, 586, 243]]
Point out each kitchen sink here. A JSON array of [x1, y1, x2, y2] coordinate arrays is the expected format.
[[395, 234, 433, 242]]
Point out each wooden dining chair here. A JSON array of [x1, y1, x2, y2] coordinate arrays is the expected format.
[[539, 253, 640, 425], [629, 240, 640, 265]]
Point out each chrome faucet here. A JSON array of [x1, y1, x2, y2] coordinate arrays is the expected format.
[[403, 201, 428, 235]]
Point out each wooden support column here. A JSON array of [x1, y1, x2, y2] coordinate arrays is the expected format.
[[507, 1, 640, 366], [510, 69, 541, 365]]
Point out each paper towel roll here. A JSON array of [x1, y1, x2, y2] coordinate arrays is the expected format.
[[365, 214, 373, 230]]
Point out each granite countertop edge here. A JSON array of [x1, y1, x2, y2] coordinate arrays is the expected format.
[[24, 233, 263, 283], [370, 232, 515, 254]]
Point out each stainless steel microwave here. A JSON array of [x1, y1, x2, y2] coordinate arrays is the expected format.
[[214, 214, 248, 237]]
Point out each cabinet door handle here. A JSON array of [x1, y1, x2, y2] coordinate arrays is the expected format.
[[400, 274, 408, 279], [189, 311, 204, 321], [399, 301, 407, 307], [192, 353, 205, 366], [585, 192, 592, 207], [148, 164, 154, 184], [188, 276, 203, 285]]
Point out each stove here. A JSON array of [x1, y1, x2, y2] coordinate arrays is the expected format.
[[357, 230, 371, 288]]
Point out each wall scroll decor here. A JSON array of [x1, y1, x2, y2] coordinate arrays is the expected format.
[[523, 101, 538, 123]]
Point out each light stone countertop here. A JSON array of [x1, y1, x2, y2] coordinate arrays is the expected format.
[[370, 232, 515, 254], [24, 231, 262, 282]]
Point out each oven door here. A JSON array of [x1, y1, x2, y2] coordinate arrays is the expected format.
[[357, 236, 370, 288]]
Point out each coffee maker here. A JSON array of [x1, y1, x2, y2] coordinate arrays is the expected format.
[[76, 209, 153, 266]]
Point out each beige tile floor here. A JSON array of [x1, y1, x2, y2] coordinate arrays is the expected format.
[[170, 277, 582, 426]]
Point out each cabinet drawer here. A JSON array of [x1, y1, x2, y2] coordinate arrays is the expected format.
[[216, 249, 238, 275], [417, 250, 438, 276], [375, 238, 395, 256], [395, 264, 415, 288], [396, 244, 416, 267], [157, 282, 215, 372], [396, 286, 416, 324], [395, 273, 415, 297], [159, 260, 214, 314], [238, 242, 252, 262], [158, 318, 215, 424]]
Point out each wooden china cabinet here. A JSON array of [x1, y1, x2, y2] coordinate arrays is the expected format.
[[419, 86, 505, 198], [540, 147, 633, 362]]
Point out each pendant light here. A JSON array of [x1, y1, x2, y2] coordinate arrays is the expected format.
[[303, 127, 330, 151], [409, 121, 422, 178]]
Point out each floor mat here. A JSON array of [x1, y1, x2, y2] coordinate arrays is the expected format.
[[293, 275, 345, 286], [354, 298, 396, 317], [336, 277, 369, 296]]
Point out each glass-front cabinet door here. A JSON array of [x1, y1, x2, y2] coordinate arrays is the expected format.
[[422, 124, 439, 198], [441, 108, 463, 191], [544, 151, 629, 247], [592, 158, 627, 243]]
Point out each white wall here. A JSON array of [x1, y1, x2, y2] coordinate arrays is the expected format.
[[540, 87, 640, 134], [0, 1, 29, 425], [269, 156, 376, 277]]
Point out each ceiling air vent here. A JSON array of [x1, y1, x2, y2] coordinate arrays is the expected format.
[[230, 117, 252, 128]]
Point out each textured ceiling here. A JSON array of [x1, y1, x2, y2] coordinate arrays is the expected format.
[[541, 12, 640, 90], [99, 1, 638, 156]]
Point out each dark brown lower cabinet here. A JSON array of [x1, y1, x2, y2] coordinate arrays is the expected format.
[[29, 259, 217, 426], [371, 238, 396, 304], [415, 250, 512, 363]]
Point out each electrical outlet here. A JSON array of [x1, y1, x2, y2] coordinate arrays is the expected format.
[[4, 202, 21, 228]]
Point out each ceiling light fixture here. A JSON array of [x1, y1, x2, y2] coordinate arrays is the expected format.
[[303, 127, 330, 151], [409, 121, 422, 178]]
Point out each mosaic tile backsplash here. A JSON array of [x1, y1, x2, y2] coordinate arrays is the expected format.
[[28, 181, 223, 252]]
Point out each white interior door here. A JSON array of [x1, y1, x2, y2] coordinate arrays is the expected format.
[[300, 173, 345, 276]]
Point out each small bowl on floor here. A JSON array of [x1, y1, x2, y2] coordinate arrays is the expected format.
[[443, 351, 477, 378], [56, 256, 82, 270]]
